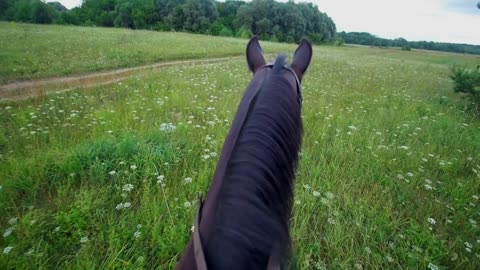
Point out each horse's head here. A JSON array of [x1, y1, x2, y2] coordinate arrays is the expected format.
[[246, 36, 313, 102]]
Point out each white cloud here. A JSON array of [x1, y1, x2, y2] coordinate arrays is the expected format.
[[47, 0, 82, 10], [312, 0, 480, 44]]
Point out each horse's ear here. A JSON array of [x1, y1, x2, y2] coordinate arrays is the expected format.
[[246, 36, 266, 73], [291, 39, 313, 82]]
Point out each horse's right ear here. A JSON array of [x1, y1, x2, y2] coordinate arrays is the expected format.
[[291, 39, 313, 82], [246, 36, 266, 73]]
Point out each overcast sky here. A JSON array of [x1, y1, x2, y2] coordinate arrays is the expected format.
[[49, 0, 480, 45]]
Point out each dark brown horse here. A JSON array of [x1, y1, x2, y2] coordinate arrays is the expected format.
[[177, 37, 312, 270]]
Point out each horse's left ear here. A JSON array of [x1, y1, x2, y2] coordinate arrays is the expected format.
[[291, 39, 313, 82], [246, 36, 266, 73]]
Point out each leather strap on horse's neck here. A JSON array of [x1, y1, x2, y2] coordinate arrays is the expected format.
[[194, 195, 208, 270]]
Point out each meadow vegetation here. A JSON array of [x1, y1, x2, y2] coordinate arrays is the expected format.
[[0, 22, 294, 84], [1, 26, 480, 269]]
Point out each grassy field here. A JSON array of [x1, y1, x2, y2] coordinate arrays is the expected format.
[[0, 23, 293, 84], [1, 24, 480, 269]]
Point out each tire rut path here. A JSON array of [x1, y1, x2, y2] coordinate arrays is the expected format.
[[0, 56, 241, 102]]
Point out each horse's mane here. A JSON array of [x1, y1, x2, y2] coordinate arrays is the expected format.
[[204, 55, 303, 269]]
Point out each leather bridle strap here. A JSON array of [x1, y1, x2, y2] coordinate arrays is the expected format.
[[193, 195, 208, 270], [192, 64, 301, 270], [263, 64, 303, 104]]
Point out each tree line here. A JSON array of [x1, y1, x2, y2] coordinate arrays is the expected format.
[[337, 32, 480, 55], [0, 0, 337, 43]]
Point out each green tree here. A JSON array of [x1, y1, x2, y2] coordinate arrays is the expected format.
[[164, 5, 185, 30], [156, 0, 185, 18], [11, 0, 34, 22], [78, 0, 116, 26], [31, 1, 56, 24], [114, 0, 157, 29], [216, 0, 245, 30], [182, 0, 218, 33], [208, 20, 224, 35], [219, 26, 233, 36], [0, 0, 15, 19]]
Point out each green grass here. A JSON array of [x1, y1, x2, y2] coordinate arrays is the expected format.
[[0, 22, 293, 84], [1, 25, 480, 269]]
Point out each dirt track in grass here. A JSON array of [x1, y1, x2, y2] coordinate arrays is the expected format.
[[0, 56, 242, 101]]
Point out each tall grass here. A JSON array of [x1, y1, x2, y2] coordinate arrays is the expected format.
[[0, 22, 294, 83], [1, 31, 480, 269]]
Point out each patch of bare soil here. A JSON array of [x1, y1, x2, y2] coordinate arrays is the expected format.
[[0, 56, 240, 102]]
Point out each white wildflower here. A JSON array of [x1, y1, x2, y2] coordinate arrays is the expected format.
[[116, 202, 132, 210], [122, 184, 134, 192], [184, 177, 192, 184], [134, 231, 141, 238], [157, 175, 165, 184], [427, 217, 436, 225], [80, 236, 89, 243], [3, 246, 13, 254], [130, 165, 137, 170], [184, 201, 192, 208], [8, 218, 18, 225], [160, 123, 176, 132], [24, 248, 34, 256], [3, 227, 15, 238], [427, 263, 438, 270], [109, 170, 116, 176]]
